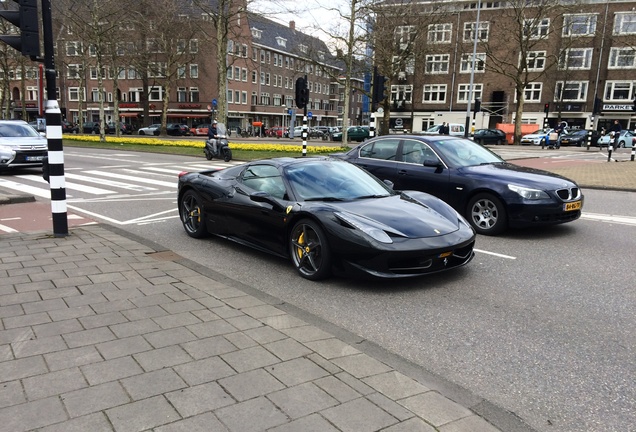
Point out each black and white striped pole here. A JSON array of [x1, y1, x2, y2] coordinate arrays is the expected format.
[[42, 0, 67, 236], [295, 75, 309, 157]]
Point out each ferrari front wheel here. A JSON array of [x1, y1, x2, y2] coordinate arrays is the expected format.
[[180, 190, 208, 238], [289, 219, 332, 280]]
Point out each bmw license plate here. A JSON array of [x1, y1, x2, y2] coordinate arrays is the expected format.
[[26, 156, 44, 162], [564, 201, 582, 211]]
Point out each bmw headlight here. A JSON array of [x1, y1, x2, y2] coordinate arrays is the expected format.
[[334, 212, 393, 243], [508, 184, 549, 200]]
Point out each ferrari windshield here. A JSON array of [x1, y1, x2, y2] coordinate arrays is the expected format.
[[285, 159, 393, 201], [433, 138, 504, 168]]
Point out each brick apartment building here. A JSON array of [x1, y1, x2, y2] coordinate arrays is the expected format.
[[376, 0, 636, 135], [0, 2, 358, 134]]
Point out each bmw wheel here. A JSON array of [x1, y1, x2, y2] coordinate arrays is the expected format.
[[289, 219, 332, 280], [180, 190, 208, 238], [467, 193, 507, 235]]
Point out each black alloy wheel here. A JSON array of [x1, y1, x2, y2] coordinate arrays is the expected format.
[[467, 193, 508, 235], [180, 190, 208, 238], [289, 219, 332, 280]]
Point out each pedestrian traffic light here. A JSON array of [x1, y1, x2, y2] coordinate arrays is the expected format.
[[295, 76, 308, 109], [474, 99, 481, 114], [543, 103, 550, 115], [0, 0, 40, 60]]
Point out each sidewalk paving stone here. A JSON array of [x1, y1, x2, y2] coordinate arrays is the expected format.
[[0, 225, 512, 432]]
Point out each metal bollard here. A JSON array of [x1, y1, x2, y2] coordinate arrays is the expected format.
[[631, 144, 635, 161], [607, 143, 613, 162]]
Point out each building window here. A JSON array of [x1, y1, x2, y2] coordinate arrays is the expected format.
[[260, 92, 270, 105], [148, 86, 163, 101], [189, 64, 199, 79], [177, 39, 186, 54], [252, 71, 257, 83], [395, 25, 415, 50], [559, 48, 593, 70], [423, 84, 447, 103], [148, 62, 167, 78], [26, 86, 37, 101], [614, 12, 636, 35], [273, 94, 282, 106], [67, 64, 82, 79], [608, 47, 636, 69], [127, 67, 138, 80], [242, 91, 247, 104], [234, 66, 240, 80], [460, 53, 485, 73], [189, 87, 199, 102], [604, 81, 636, 101], [68, 87, 84, 101], [251, 27, 262, 39], [251, 91, 257, 105], [276, 36, 287, 47], [524, 82, 542, 102], [177, 87, 187, 102], [66, 41, 81, 56], [427, 23, 452, 44], [177, 65, 186, 79], [190, 39, 198, 53], [242, 68, 247, 81], [563, 14, 597, 36], [227, 89, 233, 103], [299, 44, 308, 54], [91, 88, 104, 102], [555, 81, 588, 101], [128, 88, 141, 102], [425, 54, 450, 74], [523, 51, 546, 71], [457, 84, 483, 103], [463, 21, 489, 42], [524, 18, 550, 39], [391, 85, 412, 109]]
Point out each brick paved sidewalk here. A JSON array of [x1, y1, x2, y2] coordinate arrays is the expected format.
[[0, 226, 513, 432]]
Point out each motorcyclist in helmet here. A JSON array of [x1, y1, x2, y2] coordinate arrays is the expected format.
[[208, 120, 218, 154]]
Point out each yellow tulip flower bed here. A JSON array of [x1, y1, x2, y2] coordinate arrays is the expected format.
[[64, 135, 347, 154]]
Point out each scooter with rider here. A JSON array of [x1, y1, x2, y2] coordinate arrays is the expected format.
[[204, 120, 233, 162]]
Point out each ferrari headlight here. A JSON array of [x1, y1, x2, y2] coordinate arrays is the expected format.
[[508, 184, 549, 200], [334, 212, 393, 243]]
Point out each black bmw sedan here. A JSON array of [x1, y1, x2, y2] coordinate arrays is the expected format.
[[334, 135, 583, 235]]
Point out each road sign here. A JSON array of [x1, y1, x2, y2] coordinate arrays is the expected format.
[[308, 112, 312, 119], [212, 99, 217, 107]]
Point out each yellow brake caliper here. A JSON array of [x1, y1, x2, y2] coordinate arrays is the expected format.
[[296, 232, 305, 259]]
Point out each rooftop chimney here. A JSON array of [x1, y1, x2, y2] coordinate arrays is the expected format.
[[289, 21, 295, 30]]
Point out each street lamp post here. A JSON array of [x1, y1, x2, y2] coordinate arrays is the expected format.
[[464, 0, 482, 138]]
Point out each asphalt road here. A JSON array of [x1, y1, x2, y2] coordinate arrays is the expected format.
[[1, 147, 634, 432]]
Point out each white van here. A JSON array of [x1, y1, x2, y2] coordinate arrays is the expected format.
[[425, 123, 466, 137]]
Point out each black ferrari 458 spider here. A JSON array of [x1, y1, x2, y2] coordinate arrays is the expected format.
[[178, 157, 476, 280]]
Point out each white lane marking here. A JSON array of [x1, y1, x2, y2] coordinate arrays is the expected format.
[[65, 173, 157, 191], [0, 178, 70, 198], [474, 249, 516, 259], [581, 212, 636, 226], [17, 174, 114, 195], [0, 223, 18, 233], [83, 170, 176, 188]]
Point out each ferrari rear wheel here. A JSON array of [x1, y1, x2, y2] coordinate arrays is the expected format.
[[289, 219, 332, 280], [180, 190, 208, 238], [467, 193, 507, 235]]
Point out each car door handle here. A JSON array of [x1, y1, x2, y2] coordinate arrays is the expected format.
[[398, 169, 408, 175]]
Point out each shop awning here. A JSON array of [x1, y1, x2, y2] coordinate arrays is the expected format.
[[119, 113, 140, 117], [167, 113, 210, 118]]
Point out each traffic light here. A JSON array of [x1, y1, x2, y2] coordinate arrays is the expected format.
[[295, 76, 308, 109], [372, 69, 389, 110], [474, 99, 481, 114], [543, 103, 550, 115], [0, 0, 40, 60]]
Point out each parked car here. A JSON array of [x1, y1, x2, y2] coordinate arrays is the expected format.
[[191, 123, 211, 136], [334, 134, 583, 235], [82, 121, 100, 134], [331, 126, 369, 142], [178, 157, 475, 280], [267, 127, 287, 138], [472, 128, 507, 145], [178, 124, 192, 136], [597, 130, 634, 148], [520, 128, 554, 146], [62, 121, 79, 134], [0, 120, 48, 170], [424, 123, 466, 137], [166, 123, 186, 136], [557, 129, 600, 147], [138, 124, 161, 136]]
